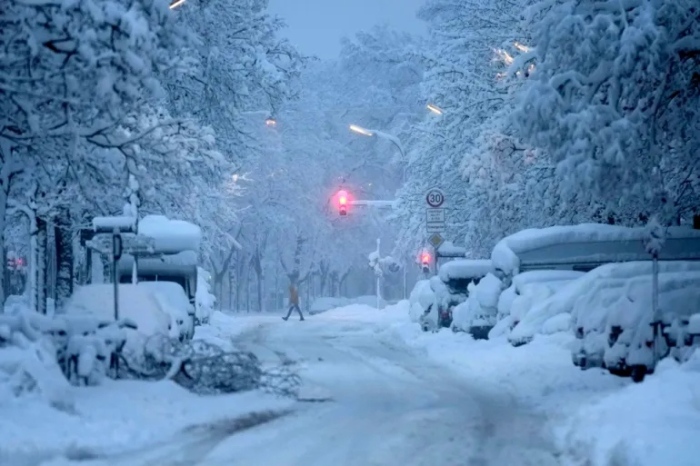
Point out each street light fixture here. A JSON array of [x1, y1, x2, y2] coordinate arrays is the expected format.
[[265, 117, 277, 127], [426, 103, 443, 115], [169, 0, 186, 9], [349, 124, 374, 137]]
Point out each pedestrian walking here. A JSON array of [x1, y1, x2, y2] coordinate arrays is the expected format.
[[282, 283, 304, 321]]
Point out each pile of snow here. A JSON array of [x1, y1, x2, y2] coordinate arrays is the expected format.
[[492, 223, 700, 277], [452, 273, 503, 334], [509, 261, 700, 345], [309, 297, 351, 315], [196, 267, 216, 324], [559, 356, 700, 466], [2, 294, 29, 316], [408, 280, 435, 322], [438, 259, 492, 282], [137, 215, 202, 254], [0, 314, 73, 408]]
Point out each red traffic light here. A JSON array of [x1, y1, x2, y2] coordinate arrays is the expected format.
[[336, 189, 350, 216], [338, 190, 348, 206], [421, 252, 431, 264]]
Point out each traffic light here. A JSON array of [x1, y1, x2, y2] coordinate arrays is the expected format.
[[421, 251, 431, 274], [337, 189, 349, 216]]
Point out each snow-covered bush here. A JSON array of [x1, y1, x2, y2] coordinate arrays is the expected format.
[[0, 314, 71, 406]]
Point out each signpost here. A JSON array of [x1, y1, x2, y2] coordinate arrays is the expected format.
[[428, 233, 444, 249], [425, 188, 446, 233], [424, 188, 446, 271]]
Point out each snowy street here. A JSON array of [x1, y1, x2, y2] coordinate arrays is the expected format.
[[202, 313, 560, 466], [27, 306, 590, 466]]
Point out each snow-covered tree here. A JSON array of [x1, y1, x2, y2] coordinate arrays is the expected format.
[[512, 0, 700, 225]]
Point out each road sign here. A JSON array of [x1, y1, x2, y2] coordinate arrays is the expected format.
[[427, 224, 445, 233], [428, 233, 444, 249], [426, 208, 445, 224], [425, 188, 445, 208]]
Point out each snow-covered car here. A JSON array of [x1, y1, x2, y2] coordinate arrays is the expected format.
[[508, 261, 700, 347], [451, 273, 503, 339], [138, 281, 195, 341], [570, 278, 629, 369], [571, 261, 700, 370], [62, 284, 171, 348], [418, 260, 493, 332], [603, 272, 700, 381]]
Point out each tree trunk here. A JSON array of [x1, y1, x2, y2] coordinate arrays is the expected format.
[[37, 218, 48, 315], [28, 210, 38, 312], [0, 181, 6, 310], [54, 209, 73, 306]]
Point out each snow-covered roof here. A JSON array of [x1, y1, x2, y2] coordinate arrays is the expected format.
[[439, 259, 493, 282], [117, 251, 198, 274], [138, 215, 201, 254], [437, 241, 466, 257], [492, 224, 700, 275]]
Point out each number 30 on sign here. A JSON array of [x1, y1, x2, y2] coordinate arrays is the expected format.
[[425, 188, 445, 208]]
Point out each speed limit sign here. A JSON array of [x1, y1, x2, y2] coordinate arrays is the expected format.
[[425, 188, 445, 208]]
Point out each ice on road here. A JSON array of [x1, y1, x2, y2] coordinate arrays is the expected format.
[[204, 314, 560, 466]]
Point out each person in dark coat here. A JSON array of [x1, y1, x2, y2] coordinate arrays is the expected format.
[[283, 284, 304, 321]]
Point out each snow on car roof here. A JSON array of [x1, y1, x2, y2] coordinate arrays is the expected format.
[[439, 259, 493, 282]]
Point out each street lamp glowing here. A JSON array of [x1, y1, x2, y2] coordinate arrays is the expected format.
[[426, 103, 443, 115], [265, 117, 277, 127], [169, 0, 186, 9], [349, 124, 374, 137]]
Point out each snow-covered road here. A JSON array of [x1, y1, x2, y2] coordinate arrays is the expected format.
[[63, 311, 561, 466], [205, 317, 561, 466]]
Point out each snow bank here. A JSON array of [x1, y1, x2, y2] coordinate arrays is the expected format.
[[559, 357, 700, 466], [438, 259, 493, 282], [0, 318, 73, 409], [0, 379, 293, 460], [137, 215, 202, 254], [492, 223, 700, 276], [309, 297, 351, 315], [408, 280, 435, 322]]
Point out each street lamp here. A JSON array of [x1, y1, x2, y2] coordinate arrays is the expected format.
[[426, 103, 443, 115], [348, 124, 406, 161], [265, 117, 277, 127], [169, 0, 186, 9]]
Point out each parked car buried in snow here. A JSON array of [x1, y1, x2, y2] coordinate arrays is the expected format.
[[418, 260, 493, 333], [603, 271, 700, 382]]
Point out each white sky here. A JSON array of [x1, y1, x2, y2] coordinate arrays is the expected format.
[[268, 0, 426, 59]]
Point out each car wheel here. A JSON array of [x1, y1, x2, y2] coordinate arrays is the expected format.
[[630, 365, 647, 383]]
